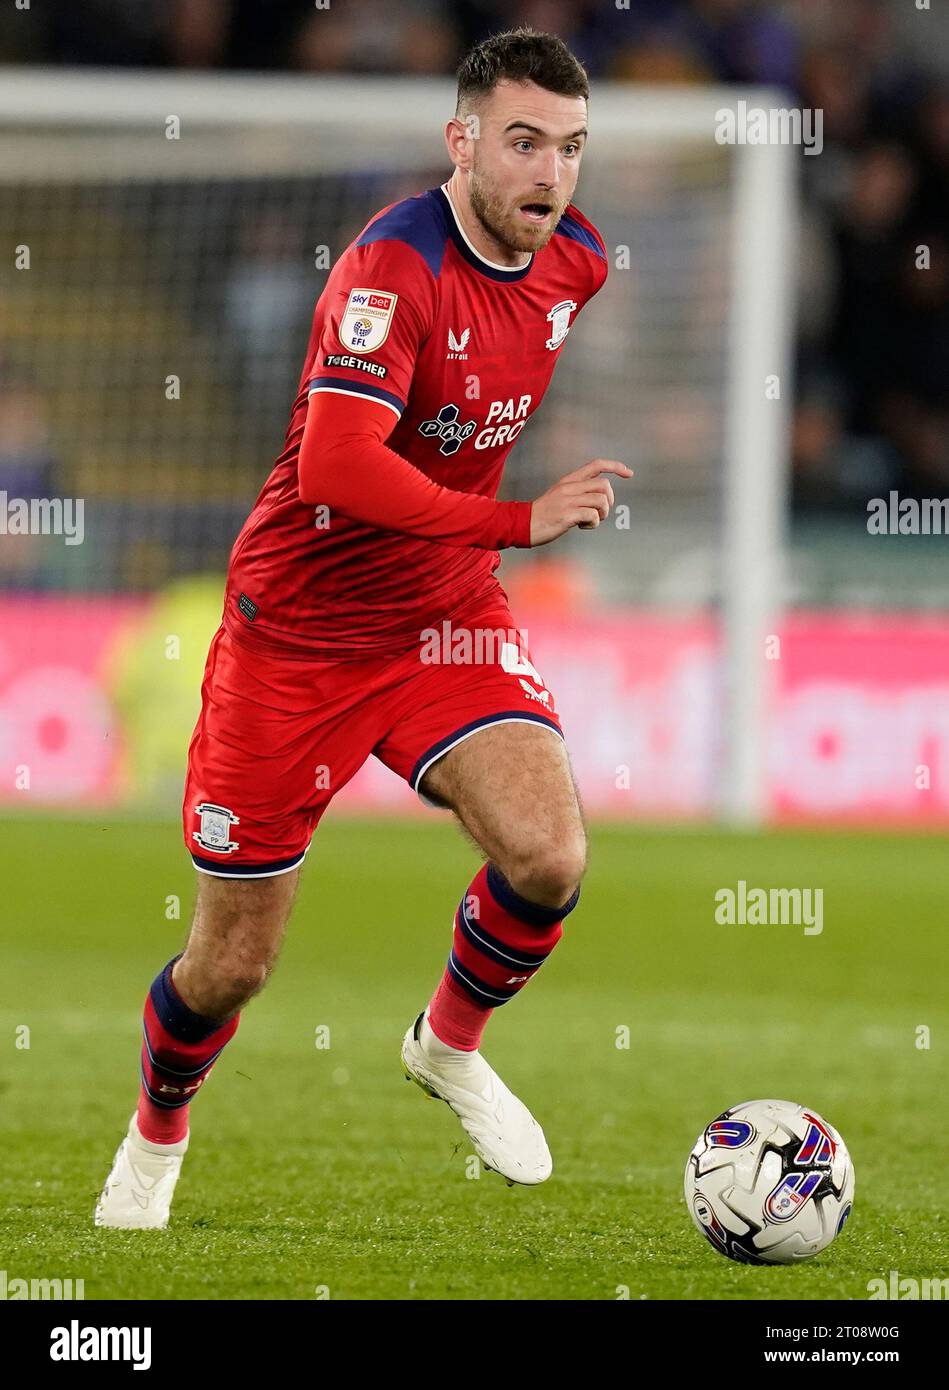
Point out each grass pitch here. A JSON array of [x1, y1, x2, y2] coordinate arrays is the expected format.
[[2, 815, 946, 1300]]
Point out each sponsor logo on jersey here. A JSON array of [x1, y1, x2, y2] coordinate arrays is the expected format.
[[418, 403, 477, 457], [447, 326, 470, 359], [339, 288, 398, 353], [473, 394, 532, 450], [193, 802, 240, 854], [419, 396, 535, 456], [323, 353, 388, 379], [545, 298, 578, 350]]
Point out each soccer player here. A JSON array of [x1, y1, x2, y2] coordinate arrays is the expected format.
[[96, 27, 630, 1228]]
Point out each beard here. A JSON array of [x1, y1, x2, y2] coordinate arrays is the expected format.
[[468, 163, 568, 256]]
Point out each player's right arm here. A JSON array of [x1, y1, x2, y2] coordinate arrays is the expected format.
[[298, 389, 533, 548], [299, 392, 631, 549], [298, 232, 630, 546]]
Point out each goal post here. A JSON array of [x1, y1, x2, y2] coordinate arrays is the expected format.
[[721, 134, 797, 825], [0, 70, 796, 825]]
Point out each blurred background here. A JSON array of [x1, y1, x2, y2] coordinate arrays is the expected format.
[[0, 0, 947, 823]]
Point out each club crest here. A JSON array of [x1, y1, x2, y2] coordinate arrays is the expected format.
[[193, 802, 240, 854], [545, 299, 577, 350]]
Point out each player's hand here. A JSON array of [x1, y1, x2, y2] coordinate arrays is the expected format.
[[529, 459, 633, 546]]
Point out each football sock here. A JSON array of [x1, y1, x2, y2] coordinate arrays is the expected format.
[[136, 957, 240, 1144], [426, 862, 579, 1052]]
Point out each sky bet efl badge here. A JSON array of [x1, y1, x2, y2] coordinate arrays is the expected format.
[[340, 287, 397, 353]]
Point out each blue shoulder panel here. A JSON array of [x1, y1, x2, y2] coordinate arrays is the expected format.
[[554, 211, 606, 259], [356, 189, 449, 279]]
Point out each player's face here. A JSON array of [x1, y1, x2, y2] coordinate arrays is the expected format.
[[468, 80, 588, 255]]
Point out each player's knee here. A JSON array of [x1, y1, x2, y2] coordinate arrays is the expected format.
[[506, 829, 587, 910], [218, 956, 273, 1011], [182, 955, 271, 1018], [181, 871, 295, 1016]]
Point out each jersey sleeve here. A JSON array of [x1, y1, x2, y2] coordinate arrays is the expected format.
[[298, 389, 533, 550], [589, 225, 609, 298], [307, 236, 437, 421], [561, 204, 609, 303]]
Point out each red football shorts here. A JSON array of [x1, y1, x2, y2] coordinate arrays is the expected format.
[[182, 594, 563, 877]]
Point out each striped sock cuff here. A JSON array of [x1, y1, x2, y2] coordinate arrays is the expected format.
[[149, 956, 229, 1043], [140, 958, 240, 1109], [486, 863, 581, 925]]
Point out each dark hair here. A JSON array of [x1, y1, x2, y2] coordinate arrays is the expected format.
[[455, 27, 589, 116]]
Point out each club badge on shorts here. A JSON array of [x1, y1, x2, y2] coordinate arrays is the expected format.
[[193, 802, 240, 854], [339, 288, 398, 353]]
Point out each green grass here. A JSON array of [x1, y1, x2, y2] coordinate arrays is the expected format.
[[1, 816, 946, 1300]]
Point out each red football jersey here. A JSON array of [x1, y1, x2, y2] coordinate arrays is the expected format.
[[225, 181, 608, 658]]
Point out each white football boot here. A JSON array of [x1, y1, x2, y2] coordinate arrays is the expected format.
[[94, 1114, 189, 1229], [401, 1009, 552, 1186]]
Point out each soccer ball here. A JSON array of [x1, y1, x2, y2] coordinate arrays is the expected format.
[[684, 1099, 854, 1264]]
